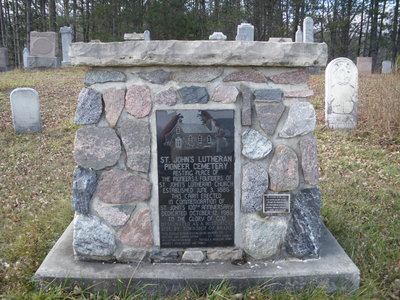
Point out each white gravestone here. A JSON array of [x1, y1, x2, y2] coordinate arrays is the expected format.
[[381, 60, 392, 74], [236, 23, 254, 41], [209, 32, 227, 40], [325, 58, 358, 129], [356, 57, 372, 74], [303, 17, 314, 43], [23, 47, 30, 69], [295, 26, 303, 42], [60, 26, 73, 66], [144, 30, 151, 41], [10, 88, 42, 134]]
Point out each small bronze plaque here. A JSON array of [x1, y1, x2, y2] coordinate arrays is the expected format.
[[263, 194, 290, 214]]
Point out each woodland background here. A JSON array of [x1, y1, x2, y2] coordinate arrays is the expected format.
[[0, 0, 399, 71]]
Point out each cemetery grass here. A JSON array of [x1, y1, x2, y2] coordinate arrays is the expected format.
[[0, 69, 398, 300]]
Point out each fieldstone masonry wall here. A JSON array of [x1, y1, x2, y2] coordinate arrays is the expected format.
[[70, 40, 327, 264]]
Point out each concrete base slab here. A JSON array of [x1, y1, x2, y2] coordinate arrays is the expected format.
[[34, 223, 359, 295], [27, 56, 60, 69]]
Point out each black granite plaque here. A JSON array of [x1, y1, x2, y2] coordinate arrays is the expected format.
[[156, 110, 235, 248], [263, 194, 291, 214]]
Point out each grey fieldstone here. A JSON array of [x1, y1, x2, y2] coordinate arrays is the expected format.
[[254, 89, 283, 101], [84, 69, 126, 85], [150, 250, 181, 263], [242, 214, 289, 260], [299, 137, 320, 185], [284, 89, 314, 98], [182, 250, 205, 263], [241, 163, 268, 213], [72, 166, 98, 215], [116, 248, 147, 263], [125, 85, 152, 118], [241, 129, 272, 160], [73, 214, 116, 258], [119, 119, 151, 173], [207, 249, 244, 262], [120, 207, 153, 248], [224, 70, 267, 83], [97, 169, 151, 204], [279, 102, 316, 138], [102, 88, 125, 128], [173, 68, 223, 82], [269, 69, 309, 85], [285, 188, 322, 258], [74, 126, 121, 170], [154, 88, 177, 106], [269, 145, 299, 192], [239, 84, 253, 126], [74, 88, 103, 125], [255, 102, 285, 136], [178, 86, 209, 104], [138, 69, 171, 84], [94, 201, 135, 227], [211, 85, 239, 103]]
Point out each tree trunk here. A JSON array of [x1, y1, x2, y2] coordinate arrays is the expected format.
[[25, 0, 31, 48], [49, 0, 57, 32], [391, 0, 399, 63]]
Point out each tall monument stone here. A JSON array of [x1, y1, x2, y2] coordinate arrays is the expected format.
[[60, 26, 73, 66], [325, 57, 358, 129], [303, 17, 314, 43]]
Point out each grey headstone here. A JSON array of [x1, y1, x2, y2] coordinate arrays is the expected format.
[[73, 214, 116, 258], [254, 89, 283, 101], [22, 47, 29, 69], [303, 17, 314, 43], [356, 57, 372, 74], [285, 188, 322, 258], [295, 26, 303, 43], [235, 23, 254, 41], [84, 69, 126, 85], [0, 47, 8, 71], [30, 31, 59, 57], [178, 86, 209, 104], [71, 166, 97, 215], [325, 57, 358, 129], [209, 32, 227, 40], [144, 30, 151, 41], [381, 60, 392, 74], [74, 87, 103, 125], [10, 88, 42, 134], [60, 26, 73, 66]]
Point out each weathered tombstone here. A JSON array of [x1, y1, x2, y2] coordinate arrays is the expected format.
[[27, 31, 60, 69], [295, 26, 303, 42], [325, 57, 358, 129], [144, 30, 151, 41], [209, 32, 227, 40], [124, 32, 144, 40], [10, 88, 42, 134], [303, 17, 314, 43], [60, 26, 73, 66], [356, 57, 372, 74], [0, 47, 8, 71], [235, 23, 254, 41], [381, 60, 392, 74], [23, 47, 30, 69]]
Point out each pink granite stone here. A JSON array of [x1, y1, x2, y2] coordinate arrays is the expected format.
[[125, 85, 152, 118], [269, 70, 309, 84], [154, 88, 177, 106], [284, 89, 314, 98], [211, 85, 239, 103], [269, 145, 299, 192], [120, 207, 153, 248], [223, 70, 267, 83], [207, 249, 244, 262], [97, 169, 151, 203], [299, 137, 320, 185], [102, 88, 125, 127]]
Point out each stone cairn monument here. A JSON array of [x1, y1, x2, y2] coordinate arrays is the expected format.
[[325, 57, 358, 129], [35, 32, 360, 295], [27, 31, 60, 69]]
